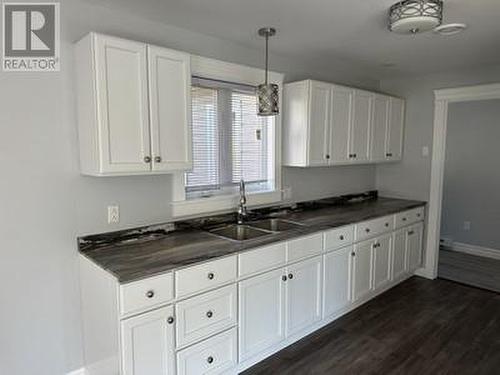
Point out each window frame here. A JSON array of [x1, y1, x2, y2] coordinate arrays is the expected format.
[[171, 55, 283, 218]]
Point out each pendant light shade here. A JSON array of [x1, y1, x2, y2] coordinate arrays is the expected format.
[[257, 27, 279, 116], [389, 0, 443, 34]]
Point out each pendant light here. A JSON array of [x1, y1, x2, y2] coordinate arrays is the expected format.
[[257, 27, 279, 116]]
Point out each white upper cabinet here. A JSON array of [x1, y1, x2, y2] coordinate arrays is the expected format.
[[387, 97, 405, 161], [370, 94, 390, 162], [308, 81, 332, 166], [283, 79, 404, 167], [148, 45, 192, 172], [330, 86, 354, 164], [349, 90, 372, 163], [75, 33, 192, 176]]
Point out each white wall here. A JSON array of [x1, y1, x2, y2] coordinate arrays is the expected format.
[[440, 99, 500, 250], [376, 65, 500, 201], [0, 1, 378, 374]]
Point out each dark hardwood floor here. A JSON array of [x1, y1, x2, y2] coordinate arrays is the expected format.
[[242, 277, 500, 375], [439, 249, 500, 293]]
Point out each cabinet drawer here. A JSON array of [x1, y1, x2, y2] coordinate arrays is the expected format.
[[287, 233, 323, 262], [355, 215, 394, 242], [176, 284, 237, 348], [239, 242, 286, 277], [324, 225, 354, 251], [176, 256, 237, 298], [395, 207, 425, 228], [177, 328, 237, 375], [119, 272, 174, 316]]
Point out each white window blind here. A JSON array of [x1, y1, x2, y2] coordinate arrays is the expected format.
[[186, 77, 274, 198]]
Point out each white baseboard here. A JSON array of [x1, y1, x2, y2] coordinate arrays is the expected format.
[[67, 368, 86, 375], [443, 241, 500, 261]]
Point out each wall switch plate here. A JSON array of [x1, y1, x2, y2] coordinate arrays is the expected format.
[[282, 186, 292, 200], [422, 146, 429, 157], [108, 205, 120, 224]]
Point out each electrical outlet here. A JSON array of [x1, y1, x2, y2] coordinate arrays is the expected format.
[[463, 221, 471, 231], [108, 205, 120, 224]]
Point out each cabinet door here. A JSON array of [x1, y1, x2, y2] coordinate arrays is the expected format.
[[121, 305, 175, 375], [387, 97, 404, 161], [308, 81, 331, 166], [330, 86, 353, 164], [349, 90, 372, 163], [148, 46, 192, 172], [392, 229, 408, 281], [95, 35, 151, 173], [373, 234, 392, 290], [352, 240, 373, 302], [285, 256, 322, 337], [407, 223, 424, 272], [323, 247, 352, 318], [238, 268, 285, 362], [370, 95, 389, 162]]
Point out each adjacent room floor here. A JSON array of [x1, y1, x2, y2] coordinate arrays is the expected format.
[[243, 277, 500, 375], [439, 249, 500, 293]]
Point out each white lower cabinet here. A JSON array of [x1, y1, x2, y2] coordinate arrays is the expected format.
[[323, 246, 352, 318], [392, 228, 408, 281], [238, 268, 286, 362], [352, 240, 374, 302], [407, 223, 424, 272], [285, 256, 323, 337], [175, 284, 237, 348], [373, 233, 392, 290], [121, 305, 175, 375], [177, 328, 237, 375]]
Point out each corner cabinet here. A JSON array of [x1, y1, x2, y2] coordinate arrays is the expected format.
[[75, 33, 192, 176], [283, 79, 405, 167]]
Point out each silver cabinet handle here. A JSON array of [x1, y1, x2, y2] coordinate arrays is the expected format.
[[207, 356, 214, 364], [288, 273, 294, 280], [154, 156, 162, 163], [282, 275, 287, 282], [144, 156, 151, 163], [207, 272, 215, 280], [206, 310, 213, 318], [339, 235, 345, 240], [146, 290, 154, 298], [167, 316, 174, 324]]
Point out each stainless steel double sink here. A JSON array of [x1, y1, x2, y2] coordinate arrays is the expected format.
[[208, 218, 304, 242]]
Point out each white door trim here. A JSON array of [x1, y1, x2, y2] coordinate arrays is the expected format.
[[425, 83, 500, 279]]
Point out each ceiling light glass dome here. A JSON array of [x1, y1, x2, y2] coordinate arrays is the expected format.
[[389, 0, 443, 34]]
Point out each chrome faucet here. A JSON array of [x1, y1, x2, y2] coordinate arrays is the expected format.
[[237, 179, 248, 224]]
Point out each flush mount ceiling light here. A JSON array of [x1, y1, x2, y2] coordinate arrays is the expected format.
[[434, 23, 468, 36], [389, 0, 443, 34], [257, 27, 279, 117]]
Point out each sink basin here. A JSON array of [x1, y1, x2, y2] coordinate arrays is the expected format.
[[209, 224, 271, 242], [249, 218, 304, 232]]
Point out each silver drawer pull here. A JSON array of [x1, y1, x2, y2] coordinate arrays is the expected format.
[[167, 316, 174, 324], [207, 272, 215, 280], [146, 290, 155, 299], [207, 356, 214, 364], [339, 235, 345, 240], [206, 310, 213, 318], [365, 228, 370, 233]]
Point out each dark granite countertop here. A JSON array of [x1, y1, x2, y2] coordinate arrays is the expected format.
[[80, 196, 425, 284]]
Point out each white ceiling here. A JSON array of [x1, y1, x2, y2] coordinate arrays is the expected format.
[[94, 0, 500, 79]]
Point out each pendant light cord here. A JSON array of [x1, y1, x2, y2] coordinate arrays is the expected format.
[[265, 34, 269, 85]]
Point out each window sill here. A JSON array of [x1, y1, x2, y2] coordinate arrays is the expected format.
[[171, 190, 283, 219]]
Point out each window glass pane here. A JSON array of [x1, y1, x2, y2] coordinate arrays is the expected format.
[[186, 86, 219, 191], [186, 78, 274, 198]]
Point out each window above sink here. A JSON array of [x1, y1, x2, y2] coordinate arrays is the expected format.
[[171, 55, 284, 218]]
